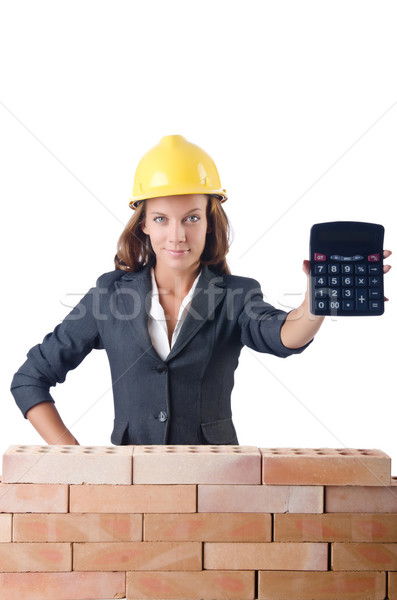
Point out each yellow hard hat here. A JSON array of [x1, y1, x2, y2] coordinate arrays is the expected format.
[[129, 134, 227, 209]]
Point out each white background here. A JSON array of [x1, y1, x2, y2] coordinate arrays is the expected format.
[[1, 1, 396, 466]]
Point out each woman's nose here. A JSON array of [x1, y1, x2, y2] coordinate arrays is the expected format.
[[169, 221, 186, 243]]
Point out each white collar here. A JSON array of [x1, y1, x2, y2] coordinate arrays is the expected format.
[[148, 268, 201, 359]]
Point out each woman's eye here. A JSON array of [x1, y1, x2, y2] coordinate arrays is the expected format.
[[186, 215, 199, 222], [154, 216, 166, 223]]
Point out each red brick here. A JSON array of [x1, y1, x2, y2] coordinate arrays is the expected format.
[[274, 513, 397, 542], [0, 571, 125, 599], [204, 542, 328, 570], [70, 484, 196, 513], [0, 483, 68, 513], [258, 570, 386, 599], [73, 541, 202, 571], [0, 542, 71, 572], [0, 513, 12, 542], [133, 445, 260, 484], [13, 513, 142, 542], [126, 570, 255, 599], [144, 513, 271, 541], [2, 445, 133, 484], [389, 571, 397, 600], [332, 542, 397, 570], [326, 485, 397, 512], [198, 484, 323, 513], [260, 448, 391, 485]]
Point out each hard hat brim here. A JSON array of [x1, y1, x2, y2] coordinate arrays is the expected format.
[[129, 189, 228, 210]]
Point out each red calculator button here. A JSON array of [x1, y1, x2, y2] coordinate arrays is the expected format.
[[315, 253, 326, 261], [368, 253, 380, 262]]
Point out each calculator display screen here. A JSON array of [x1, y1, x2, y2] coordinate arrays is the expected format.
[[317, 230, 371, 243]]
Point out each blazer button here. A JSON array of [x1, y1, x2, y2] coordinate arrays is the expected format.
[[156, 365, 167, 374], [158, 410, 168, 422]]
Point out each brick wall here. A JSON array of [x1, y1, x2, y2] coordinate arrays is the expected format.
[[0, 445, 396, 600]]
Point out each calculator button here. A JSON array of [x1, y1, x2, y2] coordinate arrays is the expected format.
[[314, 264, 327, 274], [342, 276, 353, 286], [329, 288, 340, 299], [355, 264, 367, 274], [356, 290, 368, 311], [342, 288, 354, 298], [369, 289, 381, 298], [328, 264, 340, 274], [315, 276, 327, 286], [368, 265, 381, 274], [315, 300, 328, 311], [369, 276, 381, 287], [342, 300, 354, 310], [370, 301, 381, 310], [328, 276, 340, 286], [342, 264, 354, 274], [315, 253, 326, 261], [368, 253, 380, 262], [329, 300, 341, 311], [330, 255, 363, 261], [315, 288, 328, 298], [355, 276, 367, 287]]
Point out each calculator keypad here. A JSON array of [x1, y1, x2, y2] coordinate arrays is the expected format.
[[312, 255, 383, 315]]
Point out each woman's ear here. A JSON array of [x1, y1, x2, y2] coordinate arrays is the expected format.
[[206, 225, 212, 234], [141, 221, 148, 235]]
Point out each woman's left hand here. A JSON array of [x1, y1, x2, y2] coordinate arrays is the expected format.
[[302, 249, 392, 301]]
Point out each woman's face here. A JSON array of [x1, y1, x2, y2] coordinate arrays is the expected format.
[[141, 194, 209, 274]]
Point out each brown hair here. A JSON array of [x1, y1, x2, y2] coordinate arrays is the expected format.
[[114, 196, 231, 275]]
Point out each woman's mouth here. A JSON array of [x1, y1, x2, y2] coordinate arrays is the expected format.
[[165, 249, 191, 257]]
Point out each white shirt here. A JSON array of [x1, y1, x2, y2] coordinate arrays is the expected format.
[[148, 268, 201, 361]]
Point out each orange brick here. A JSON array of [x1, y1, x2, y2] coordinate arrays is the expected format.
[[0, 571, 125, 600], [2, 445, 133, 484], [274, 513, 397, 542], [144, 513, 271, 542], [133, 445, 260, 484], [0, 483, 68, 513], [0, 542, 71, 572], [126, 570, 255, 599], [204, 542, 328, 570], [331, 542, 397, 570], [326, 485, 397, 512], [389, 571, 397, 600], [70, 484, 196, 513], [258, 570, 386, 599], [0, 514, 12, 542], [198, 484, 323, 513], [13, 513, 142, 542], [73, 541, 202, 571], [260, 448, 391, 485]]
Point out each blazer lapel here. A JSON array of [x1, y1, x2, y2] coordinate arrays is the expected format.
[[113, 264, 227, 363], [166, 266, 226, 361], [114, 264, 161, 362]]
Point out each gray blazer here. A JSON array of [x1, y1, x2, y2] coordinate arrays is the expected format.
[[11, 265, 310, 445]]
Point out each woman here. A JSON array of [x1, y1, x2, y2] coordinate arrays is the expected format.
[[10, 135, 391, 446]]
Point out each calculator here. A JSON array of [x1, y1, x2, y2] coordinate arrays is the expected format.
[[310, 221, 385, 316]]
